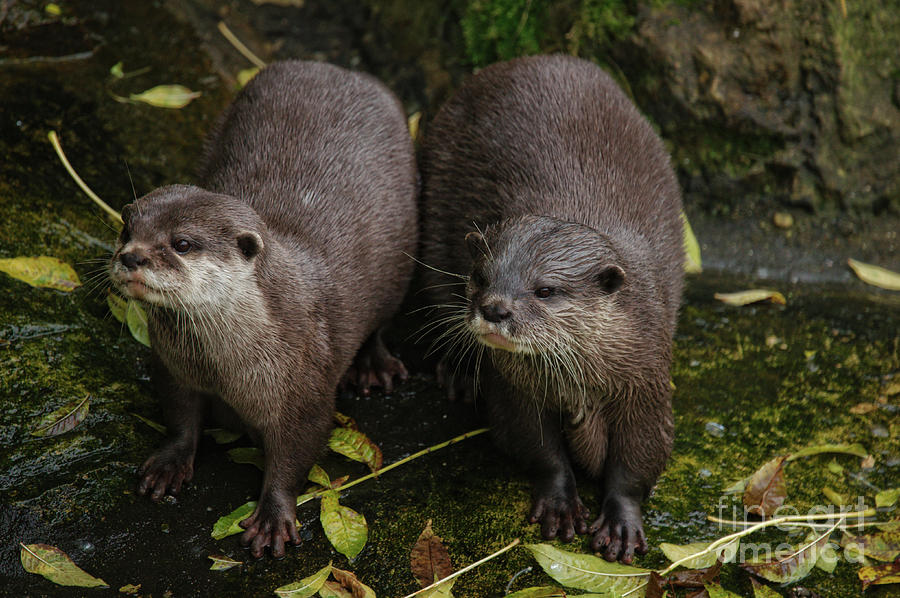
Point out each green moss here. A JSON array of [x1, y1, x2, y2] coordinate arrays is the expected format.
[[461, 0, 549, 67]]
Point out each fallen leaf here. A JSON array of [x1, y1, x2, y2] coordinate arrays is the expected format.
[[328, 427, 383, 471], [20, 543, 108, 588], [0, 256, 81, 291], [128, 85, 202, 109], [722, 477, 749, 494], [132, 412, 166, 434], [682, 212, 702, 274], [772, 212, 793, 229], [320, 490, 367, 560], [411, 520, 454, 588], [814, 537, 839, 573], [237, 67, 259, 88], [329, 567, 376, 598], [227, 447, 264, 471], [660, 540, 738, 570], [334, 412, 358, 430], [31, 395, 90, 437], [525, 543, 651, 595], [208, 554, 242, 571], [742, 532, 829, 584], [126, 300, 150, 347], [826, 460, 844, 474], [849, 402, 879, 414], [847, 258, 900, 291], [749, 578, 782, 597], [885, 380, 900, 396], [211, 501, 256, 540], [822, 487, 847, 506], [408, 111, 422, 142], [858, 559, 900, 590], [786, 443, 867, 461], [861, 455, 876, 469], [107, 291, 128, 322], [842, 531, 900, 562], [45, 3, 62, 16], [504, 588, 567, 598], [307, 464, 333, 488], [319, 580, 353, 598], [119, 584, 141, 594], [714, 290, 785, 306], [110, 61, 125, 79], [275, 562, 332, 597], [743, 456, 788, 517], [876, 488, 900, 508]]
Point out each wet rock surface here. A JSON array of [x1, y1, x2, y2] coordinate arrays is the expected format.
[[1, 1, 899, 596]]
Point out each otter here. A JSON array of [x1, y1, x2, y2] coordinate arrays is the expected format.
[[109, 61, 417, 558], [419, 55, 683, 563]]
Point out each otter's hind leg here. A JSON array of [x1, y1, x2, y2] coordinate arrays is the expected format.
[[137, 363, 205, 501], [341, 327, 408, 395], [485, 366, 589, 542]]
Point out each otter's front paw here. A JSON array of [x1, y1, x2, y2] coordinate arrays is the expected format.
[[137, 445, 195, 501], [589, 496, 648, 564], [528, 491, 590, 543], [343, 342, 408, 395], [435, 357, 474, 403], [239, 495, 301, 558]]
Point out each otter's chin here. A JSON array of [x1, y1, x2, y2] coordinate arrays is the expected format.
[[478, 332, 522, 352]]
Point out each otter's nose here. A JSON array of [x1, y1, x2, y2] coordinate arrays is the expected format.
[[480, 302, 512, 323], [119, 251, 148, 271]]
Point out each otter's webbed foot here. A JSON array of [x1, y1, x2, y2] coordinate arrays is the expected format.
[[589, 495, 648, 564], [239, 491, 301, 558], [528, 478, 590, 542], [342, 330, 407, 395], [435, 356, 475, 403], [137, 441, 196, 501]]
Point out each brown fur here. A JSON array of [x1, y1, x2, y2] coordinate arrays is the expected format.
[[109, 61, 417, 557], [419, 55, 683, 562]]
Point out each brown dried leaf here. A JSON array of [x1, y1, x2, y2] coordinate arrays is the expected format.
[[410, 519, 454, 588], [743, 456, 788, 517], [742, 533, 828, 584], [30, 395, 90, 437], [329, 567, 376, 598], [842, 531, 900, 562]]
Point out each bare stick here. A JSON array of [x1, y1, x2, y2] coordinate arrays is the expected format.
[[217, 21, 267, 68], [48, 131, 123, 226]]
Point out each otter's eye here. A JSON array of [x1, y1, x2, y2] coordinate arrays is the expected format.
[[535, 287, 555, 299], [172, 239, 192, 254]]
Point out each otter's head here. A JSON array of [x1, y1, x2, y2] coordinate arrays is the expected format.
[[109, 184, 265, 310], [464, 215, 625, 355]]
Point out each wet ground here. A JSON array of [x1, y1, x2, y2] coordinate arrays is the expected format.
[[1, 1, 899, 596]]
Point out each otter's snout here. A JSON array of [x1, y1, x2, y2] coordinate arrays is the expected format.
[[480, 301, 512, 323], [119, 251, 149, 271]]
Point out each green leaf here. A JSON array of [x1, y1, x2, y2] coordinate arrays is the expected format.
[[275, 562, 332, 597], [328, 427, 383, 471], [742, 532, 828, 584], [211, 501, 256, 540], [132, 412, 166, 434], [722, 476, 749, 494], [876, 488, 900, 508], [786, 443, 868, 461], [814, 540, 838, 573], [320, 490, 368, 560], [204, 428, 243, 444], [858, 559, 900, 590], [822, 487, 847, 506], [20, 543, 108, 588], [714, 289, 786, 306], [847, 258, 900, 291], [419, 580, 455, 598], [705, 583, 743, 598], [525, 543, 650, 595], [31, 395, 90, 437], [119, 583, 142, 594], [237, 67, 260, 88], [308, 464, 332, 488], [681, 211, 701, 273], [110, 61, 125, 79], [45, 3, 62, 16], [842, 530, 900, 562], [749, 578, 782, 597], [208, 554, 242, 571], [107, 291, 127, 323], [128, 85, 201, 109], [126, 300, 150, 347], [505, 588, 566, 598], [660, 539, 738, 570], [826, 460, 844, 474], [0, 256, 81, 291], [227, 447, 264, 471], [318, 581, 353, 598]]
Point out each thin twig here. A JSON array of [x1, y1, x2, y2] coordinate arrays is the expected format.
[[48, 131, 123, 226], [217, 21, 267, 68], [402, 539, 520, 598]]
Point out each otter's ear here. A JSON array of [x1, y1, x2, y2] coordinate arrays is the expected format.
[[597, 264, 625, 294], [237, 232, 263, 260], [465, 231, 489, 261]]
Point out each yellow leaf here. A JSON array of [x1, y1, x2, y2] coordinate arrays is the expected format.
[[847, 258, 900, 291], [129, 85, 201, 109], [408, 111, 422, 142], [0, 256, 81, 291], [237, 67, 259, 88], [682, 211, 702, 273], [45, 3, 62, 16], [714, 289, 786, 306]]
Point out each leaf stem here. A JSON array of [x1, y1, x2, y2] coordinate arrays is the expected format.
[[401, 539, 520, 598], [47, 131, 123, 226], [217, 21, 267, 68]]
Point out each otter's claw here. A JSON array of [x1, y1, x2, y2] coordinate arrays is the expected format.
[[137, 445, 195, 501], [529, 494, 590, 543], [588, 497, 648, 564], [239, 497, 301, 558]]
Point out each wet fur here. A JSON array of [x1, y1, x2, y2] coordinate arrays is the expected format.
[[110, 61, 417, 557], [419, 55, 683, 562]]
